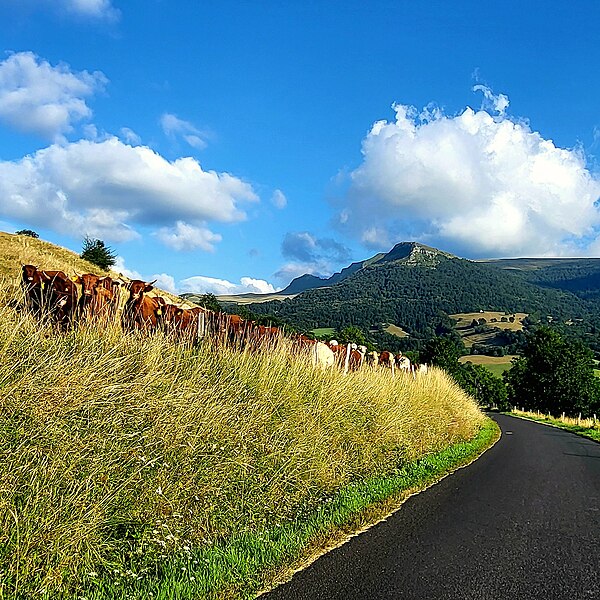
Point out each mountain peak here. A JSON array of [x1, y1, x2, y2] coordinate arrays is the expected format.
[[279, 242, 454, 296], [378, 241, 455, 265]]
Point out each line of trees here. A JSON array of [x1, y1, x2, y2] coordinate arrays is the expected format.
[[424, 327, 600, 418]]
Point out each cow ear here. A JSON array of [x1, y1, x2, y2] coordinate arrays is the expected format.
[[145, 279, 157, 292], [72, 275, 81, 283]]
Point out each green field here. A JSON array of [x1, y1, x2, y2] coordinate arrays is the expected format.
[[459, 355, 516, 377], [311, 327, 336, 338]]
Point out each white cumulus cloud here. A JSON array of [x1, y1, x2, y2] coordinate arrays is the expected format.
[[0, 51, 107, 140], [340, 94, 600, 257], [0, 137, 258, 246], [151, 273, 178, 295], [180, 275, 277, 295], [113, 256, 142, 280]]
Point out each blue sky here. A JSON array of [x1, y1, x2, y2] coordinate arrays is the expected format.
[[0, 0, 599, 294]]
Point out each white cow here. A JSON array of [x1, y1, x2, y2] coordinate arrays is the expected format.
[[313, 341, 335, 368], [397, 356, 411, 371]]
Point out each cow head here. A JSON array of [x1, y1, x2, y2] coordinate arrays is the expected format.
[[74, 273, 100, 297], [126, 279, 157, 301], [22, 264, 37, 282], [51, 277, 77, 307]]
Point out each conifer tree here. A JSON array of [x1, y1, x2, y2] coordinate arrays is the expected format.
[[80, 237, 117, 270]]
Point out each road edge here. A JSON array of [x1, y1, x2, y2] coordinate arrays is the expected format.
[[255, 416, 501, 598]]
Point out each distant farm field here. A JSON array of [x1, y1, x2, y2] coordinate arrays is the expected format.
[[459, 354, 517, 377], [451, 311, 527, 332], [215, 292, 296, 305], [311, 327, 336, 338], [383, 323, 409, 338]]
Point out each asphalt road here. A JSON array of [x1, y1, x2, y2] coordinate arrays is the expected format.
[[262, 414, 600, 600]]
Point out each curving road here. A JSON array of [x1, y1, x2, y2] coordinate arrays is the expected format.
[[262, 414, 600, 600]]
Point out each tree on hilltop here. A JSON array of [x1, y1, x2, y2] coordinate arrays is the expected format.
[[80, 237, 117, 270], [338, 325, 368, 346], [16, 229, 39, 238]]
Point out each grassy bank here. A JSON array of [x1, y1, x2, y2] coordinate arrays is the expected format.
[[0, 281, 489, 599], [509, 409, 600, 442]]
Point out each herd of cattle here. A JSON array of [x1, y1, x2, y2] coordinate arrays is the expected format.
[[19, 264, 427, 375]]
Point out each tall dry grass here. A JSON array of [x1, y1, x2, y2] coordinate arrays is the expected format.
[[512, 408, 600, 430], [0, 281, 484, 597]]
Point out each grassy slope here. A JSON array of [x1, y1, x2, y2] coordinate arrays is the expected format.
[[0, 231, 190, 307], [0, 231, 110, 280], [0, 235, 494, 599]]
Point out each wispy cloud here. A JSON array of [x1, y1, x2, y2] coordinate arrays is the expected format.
[[60, 0, 120, 21], [282, 232, 351, 264], [160, 113, 207, 150], [155, 221, 222, 252], [472, 84, 509, 116], [119, 127, 141, 145], [271, 189, 287, 209], [0, 51, 107, 140], [275, 232, 352, 284]]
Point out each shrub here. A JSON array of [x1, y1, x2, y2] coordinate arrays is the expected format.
[[80, 236, 117, 270], [15, 229, 39, 238]]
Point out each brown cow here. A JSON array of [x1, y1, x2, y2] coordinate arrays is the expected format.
[[158, 304, 203, 342], [217, 313, 252, 347], [378, 350, 396, 375], [122, 279, 162, 332], [48, 275, 78, 330], [21, 264, 44, 312], [75, 273, 119, 322], [21, 265, 76, 322], [348, 349, 363, 371], [328, 340, 351, 368]]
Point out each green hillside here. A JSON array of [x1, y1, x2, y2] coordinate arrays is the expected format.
[[482, 257, 600, 301], [248, 247, 600, 350]]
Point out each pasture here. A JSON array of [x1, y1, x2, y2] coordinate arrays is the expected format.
[[311, 327, 336, 338], [0, 232, 490, 599], [459, 354, 516, 377], [451, 311, 527, 332], [383, 323, 409, 338], [213, 292, 297, 305]]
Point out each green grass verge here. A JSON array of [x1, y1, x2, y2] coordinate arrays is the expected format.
[[78, 418, 499, 600], [507, 412, 600, 443]]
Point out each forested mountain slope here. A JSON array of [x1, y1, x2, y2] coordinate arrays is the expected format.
[[482, 258, 600, 301], [249, 249, 599, 338]]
